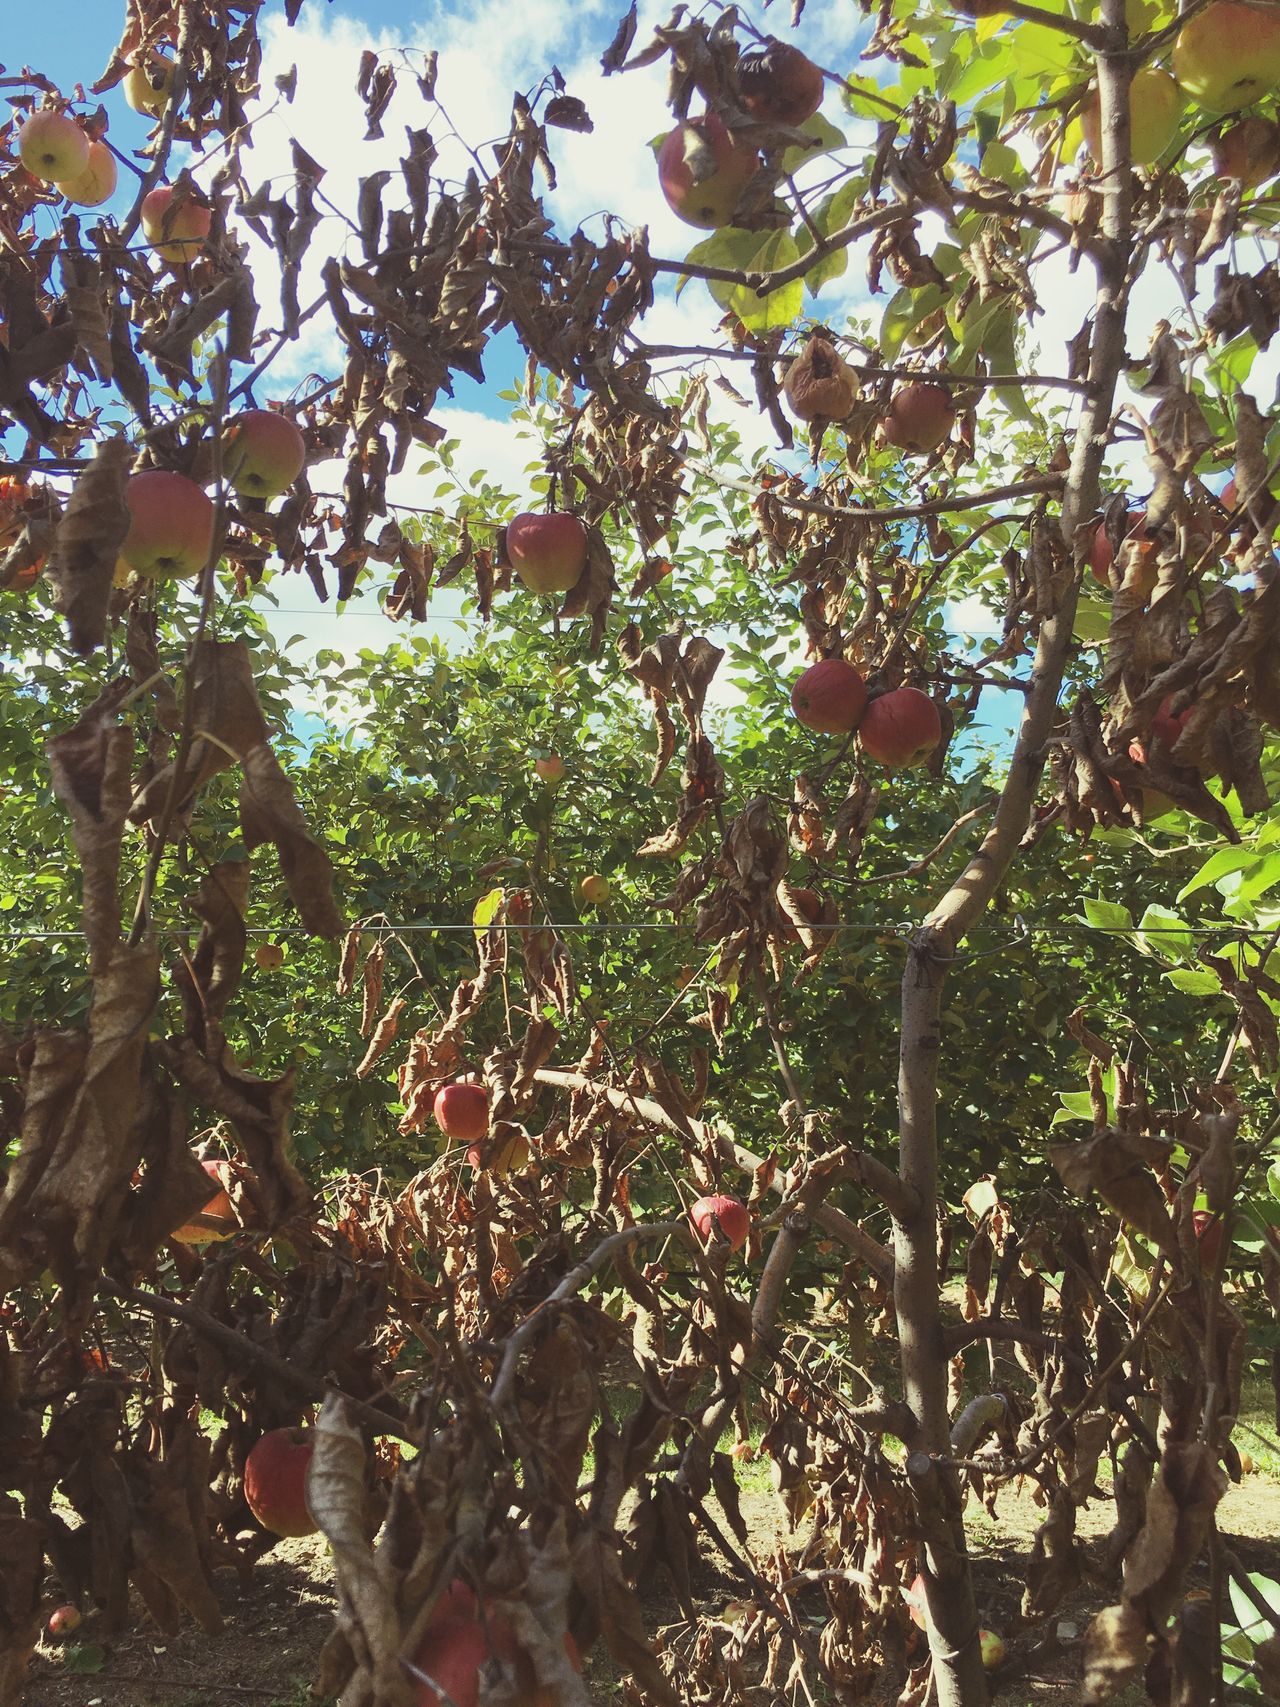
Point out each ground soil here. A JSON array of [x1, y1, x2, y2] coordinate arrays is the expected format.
[[22, 1469, 1280, 1707]]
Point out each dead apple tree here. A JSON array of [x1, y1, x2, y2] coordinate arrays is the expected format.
[[1, 2, 1278, 1706]]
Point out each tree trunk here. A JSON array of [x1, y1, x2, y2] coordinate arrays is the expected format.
[[891, 0, 1135, 1697]]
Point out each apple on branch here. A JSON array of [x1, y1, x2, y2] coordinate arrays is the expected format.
[[1090, 507, 1152, 586], [124, 51, 177, 118], [141, 183, 212, 265], [737, 39, 825, 125], [58, 141, 118, 208], [579, 873, 610, 906], [255, 942, 286, 970], [1173, 0, 1280, 111], [1081, 67, 1180, 167], [505, 510, 588, 594], [535, 753, 565, 784], [859, 687, 943, 769], [881, 382, 955, 455], [1152, 694, 1192, 749], [408, 1579, 581, 1707], [224, 409, 307, 499], [18, 111, 90, 183], [244, 1427, 318, 1537], [434, 1082, 490, 1143], [121, 470, 215, 579], [1213, 115, 1280, 185], [690, 1193, 750, 1251], [657, 112, 759, 229], [790, 657, 868, 734]]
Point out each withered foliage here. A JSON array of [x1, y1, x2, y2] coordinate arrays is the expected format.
[[2, 0, 1280, 1704]]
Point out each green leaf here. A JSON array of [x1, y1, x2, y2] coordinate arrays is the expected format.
[[1163, 969, 1223, 997], [1137, 904, 1194, 962], [1072, 599, 1112, 643], [1052, 1089, 1100, 1125], [782, 111, 848, 172], [1177, 844, 1254, 903], [1235, 850, 1280, 903], [980, 139, 1025, 185], [472, 887, 504, 936], [682, 229, 804, 332], [1082, 896, 1135, 933]]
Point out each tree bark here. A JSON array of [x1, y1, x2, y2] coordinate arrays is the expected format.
[[890, 1, 1135, 1698]]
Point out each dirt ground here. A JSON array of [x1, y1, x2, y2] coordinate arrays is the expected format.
[[21, 1468, 1280, 1707]]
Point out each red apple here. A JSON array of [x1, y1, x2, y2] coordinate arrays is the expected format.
[[579, 873, 610, 906], [882, 382, 955, 455], [433, 1082, 490, 1143], [408, 1580, 580, 1707], [1081, 67, 1181, 166], [18, 111, 90, 183], [141, 183, 212, 264], [59, 140, 118, 208], [1152, 694, 1192, 748], [172, 1159, 235, 1245], [535, 754, 565, 784], [1090, 508, 1149, 583], [1213, 115, 1280, 184], [244, 1427, 317, 1538], [737, 39, 825, 125], [122, 470, 215, 579], [657, 112, 759, 230], [790, 657, 868, 734], [1173, 1, 1280, 111], [1223, 476, 1238, 510], [979, 1629, 1005, 1669], [47, 1604, 82, 1637], [690, 1193, 750, 1251], [255, 942, 285, 970], [1193, 1209, 1225, 1271], [506, 510, 587, 594], [465, 1131, 530, 1174], [859, 687, 942, 768], [224, 410, 306, 499], [125, 52, 177, 118], [903, 1572, 928, 1630]]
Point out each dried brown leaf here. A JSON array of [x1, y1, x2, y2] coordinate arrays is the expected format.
[[47, 433, 131, 657], [240, 742, 344, 939]]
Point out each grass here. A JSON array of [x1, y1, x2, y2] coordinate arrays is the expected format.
[[1235, 1369, 1280, 1479]]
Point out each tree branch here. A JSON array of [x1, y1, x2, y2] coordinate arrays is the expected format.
[[689, 461, 1064, 524], [952, 0, 1106, 45], [112, 1284, 412, 1442], [531, 1068, 894, 1284]]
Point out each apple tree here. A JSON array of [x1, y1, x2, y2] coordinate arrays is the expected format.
[[1, 2, 1280, 1706]]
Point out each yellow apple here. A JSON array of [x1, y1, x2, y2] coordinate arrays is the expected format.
[[1173, 0, 1280, 111], [58, 140, 118, 208], [18, 111, 89, 183], [1081, 67, 1181, 166], [124, 53, 176, 118]]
